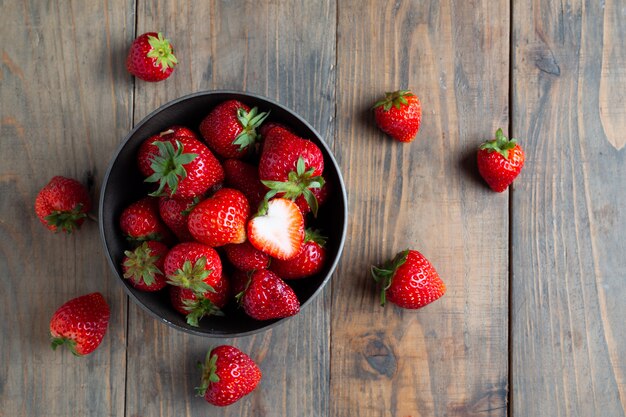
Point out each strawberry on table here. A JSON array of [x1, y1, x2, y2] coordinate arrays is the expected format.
[[223, 159, 267, 211], [371, 249, 446, 309], [247, 198, 304, 260], [270, 229, 327, 279], [477, 128, 525, 192], [197, 345, 262, 407], [126, 32, 178, 82], [50, 292, 110, 356], [373, 90, 422, 143], [223, 241, 270, 272], [119, 196, 173, 244], [158, 196, 198, 242], [35, 176, 91, 234], [238, 269, 300, 320], [169, 275, 229, 327], [122, 241, 169, 291]]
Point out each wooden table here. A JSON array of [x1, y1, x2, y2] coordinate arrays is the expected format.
[[2, 1, 625, 416]]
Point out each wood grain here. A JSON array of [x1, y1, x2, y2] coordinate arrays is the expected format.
[[511, 0, 626, 415], [0, 1, 134, 416], [330, 0, 510, 416], [124, 1, 336, 416]]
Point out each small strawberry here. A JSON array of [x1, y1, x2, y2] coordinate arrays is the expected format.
[[138, 126, 199, 177], [238, 269, 300, 320], [270, 229, 327, 279], [247, 198, 304, 260], [35, 176, 91, 233], [223, 159, 266, 210], [50, 292, 110, 356], [373, 90, 422, 143], [158, 196, 199, 241], [199, 100, 270, 159], [477, 128, 525, 192], [126, 32, 178, 82], [164, 242, 223, 294], [196, 345, 262, 407], [224, 241, 270, 272], [371, 249, 446, 309], [122, 241, 169, 291], [119, 197, 173, 244], [187, 188, 250, 247], [169, 275, 229, 327]]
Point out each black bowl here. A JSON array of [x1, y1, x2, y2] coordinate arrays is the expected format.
[[99, 91, 347, 337]]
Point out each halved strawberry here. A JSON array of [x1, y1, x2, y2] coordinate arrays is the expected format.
[[164, 242, 223, 294], [122, 241, 169, 291], [247, 198, 304, 260], [270, 229, 327, 279], [238, 269, 300, 320]]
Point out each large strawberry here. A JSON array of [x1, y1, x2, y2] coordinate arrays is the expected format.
[[477, 128, 525, 192], [169, 275, 230, 327], [50, 292, 110, 356], [238, 269, 300, 320], [223, 159, 266, 210], [122, 241, 169, 291], [158, 196, 198, 242], [199, 100, 269, 159], [164, 242, 223, 294], [247, 198, 304, 260], [138, 126, 198, 177], [258, 127, 325, 216], [126, 32, 177, 82], [187, 188, 250, 247], [270, 229, 327, 279], [196, 345, 262, 406], [371, 249, 446, 309], [373, 90, 422, 143], [35, 176, 91, 234], [223, 241, 270, 272], [119, 196, 173, 244]]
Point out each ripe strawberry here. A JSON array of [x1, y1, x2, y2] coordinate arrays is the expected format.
[[258, 121, 292, 139], [477, 128, 525, 192], [164, 242, 223, 293], [247, 198, 304, 260], [258, 127, 325, 216], [230, 269, 251, 296], [35, 176, 91, 234], [223, 159, 266, 210], [187, 188, 250, 247], [373, 90, 422, 143], [196, 345, 262, 406], [224, 241, 270, 272], [141, 136, 224, 199], [49, 292, 110, 356], [158, 196, 199, 242], [199, 100, 269, 159], [169, 275, 229, 327], [126, 32, 178, 82], [371, 249, 446, 309], [122, 241, 169, 291], [119, 197, 173, 244], [238, 270, 300, 320], [270, 229, 327, 279], [138, 126, 198, 177]]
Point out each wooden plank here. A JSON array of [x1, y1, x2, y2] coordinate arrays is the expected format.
[[511, 0, 626, 415], [331, 1, 510, 416], [124, 1, 336, 416], [0, 2, 134, 416]]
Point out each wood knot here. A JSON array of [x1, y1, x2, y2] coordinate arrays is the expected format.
[[359, 333, 397, 378]]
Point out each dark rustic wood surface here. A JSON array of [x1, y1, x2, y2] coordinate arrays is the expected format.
[[0, 1, 623, 416]]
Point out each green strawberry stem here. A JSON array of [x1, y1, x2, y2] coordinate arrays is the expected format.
[[123, 242, 162, 286], [145, 140, 197, 197], [372, 90, 414, 111], [480, 128, 518, 160], [44, 203, 87, 234], [196, 352, 220, 396], [235, 272, 254, 304], [232, 107, 270, 151], [305, 228, 327, 246], [166, 257, 216, 294], [146, 32, 178, 72], [50, 336, 80, 356], [183, 297, 224, 327], [371, 249, 409, 306]]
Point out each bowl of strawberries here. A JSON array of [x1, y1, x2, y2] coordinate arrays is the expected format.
[[99, 90, 347, 337]]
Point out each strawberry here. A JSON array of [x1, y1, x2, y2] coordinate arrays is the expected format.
[[119, 197, 173, 244], [199, 100, 269, 159], [238, 269, 300, 320], [126, 32, 177, 82], [138, 126, 198, 177], [196, 345, 262, 406], [158, 196, 198, 242], [477, 128, 525, 192], [258, 121, 292, 139], [223, 241, 270, 272], [258, 127, 325, 216], [169, 275, 229, 327], [373, 90, 422, 143], [50, 292, 110, 356], [230, 269, 251, 296], [223, 159, 266, 210], [164, 242, 223, 294], [270, 229, 327, 279], [371, 249, 446, 309], [141, 136, 224, 199], [187, 188, 250, 247], [122, 241, 169, 291], [35, 176, 91, 233], [293, 176, 330, 217], [247, 198, 304, 260]]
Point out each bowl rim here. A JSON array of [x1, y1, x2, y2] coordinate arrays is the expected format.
[[98, 89, 348, 338]]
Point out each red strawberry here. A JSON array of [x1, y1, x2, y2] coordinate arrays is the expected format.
[[258, 121, 292, 139], [238, 269, 300, 320], [477, 128, 525, 192], [223, 159, 266, 210], [158, 196, 198, 242], [164, 242, 223, 294], [169, 275, 229, 327], [270, 229, 327, 279], [187, 188, 250, 247], [119, 197, 173, 244], [35, 176, 91, 233], [224, 241, 270, 272], [371, 249, 446, 309], [230, 269, 251, 296], [373, 90, 422, 143], [196, 345, 262, 406], [258, 127, 325, 216], [138, 126, 198, 177], [49, 292, 110, 356], [126, 32, 177, 82], [141, 136, 224, 199], [293, 176, 330, 217], [247, 198, 304, 260], [199, 100, 269, 158], [122, 241, 169, 291]]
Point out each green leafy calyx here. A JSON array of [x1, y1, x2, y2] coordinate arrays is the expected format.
[[145, 140, 197, 197], [166, 256, 215, 294], [183, 296, 224, 327], [480, 128, 518, 160], [146, 32, 178, 72], [122, 242, 162, 286], [305, 228, 327, 246], [371, 249, 409, 306], [196, 352, 220, 396], [373, 90, 415, 112], [44, 203, 87, 234], [232, 107, 270, 151]]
